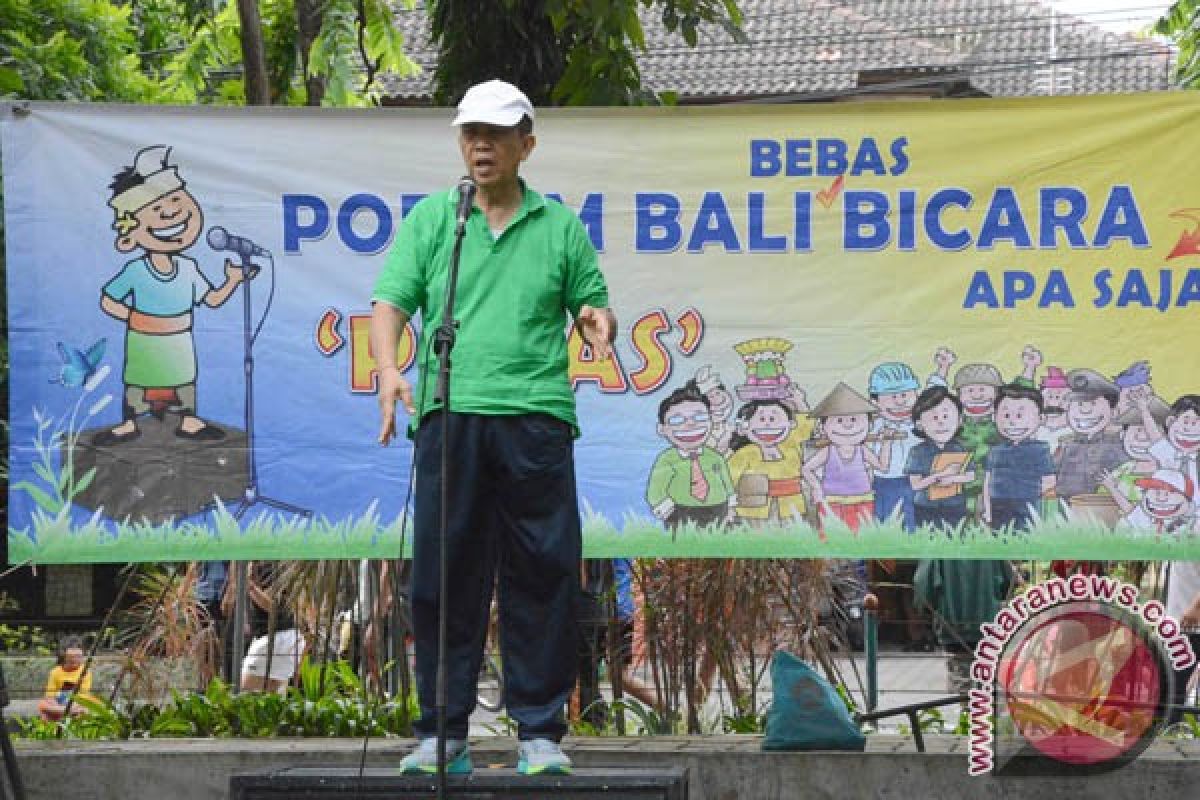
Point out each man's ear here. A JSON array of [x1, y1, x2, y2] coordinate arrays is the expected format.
[[656, 423, 666, 438], [521, 133, 537, 161], [1166, 415, 1177, 431], [115, 233, 137, 253]]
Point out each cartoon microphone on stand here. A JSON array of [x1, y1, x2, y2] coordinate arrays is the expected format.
[[206, 220, 308, 521]]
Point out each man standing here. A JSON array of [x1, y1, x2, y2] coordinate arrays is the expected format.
[[370, 80, 615, 776]]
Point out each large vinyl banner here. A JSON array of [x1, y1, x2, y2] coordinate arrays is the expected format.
[[4, 94, 1200, 563]]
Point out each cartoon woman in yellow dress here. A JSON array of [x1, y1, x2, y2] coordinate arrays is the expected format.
[[726, 399, 814, 526]]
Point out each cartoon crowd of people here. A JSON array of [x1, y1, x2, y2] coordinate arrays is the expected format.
[[646, 340, 1200, 539]]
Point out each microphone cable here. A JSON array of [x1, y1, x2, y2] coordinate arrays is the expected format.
[[250, 252, 276, 346]]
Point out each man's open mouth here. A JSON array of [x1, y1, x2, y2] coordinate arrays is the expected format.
[[1073, 416, 1102, 430], [1175, 435, 1200, 450], [964, 403, 991, 415], [1002, 426, 1032, 439], [674, 430, 706, 444]]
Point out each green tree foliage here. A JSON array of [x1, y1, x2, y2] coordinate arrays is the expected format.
[[430, 0, 745, 106], [1157, 0, 1200, 88], [168, 0, 419, 106], [0, 0, 183, 102]]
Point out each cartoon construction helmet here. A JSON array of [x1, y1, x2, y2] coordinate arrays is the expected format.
[[868, 362, 919, 397]]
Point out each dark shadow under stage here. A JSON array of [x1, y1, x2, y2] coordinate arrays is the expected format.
[[69, 413, 249, 524], [230, 767, 687, 799]]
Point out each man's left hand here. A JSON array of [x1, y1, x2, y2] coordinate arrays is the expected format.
[[577, 305, 614, 361]]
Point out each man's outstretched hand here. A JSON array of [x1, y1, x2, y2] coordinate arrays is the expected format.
[[377, 366, 415, 446], [577, 305, 614, 361]]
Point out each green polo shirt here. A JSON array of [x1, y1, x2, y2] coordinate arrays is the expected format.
[[372, 183, 608, 434]]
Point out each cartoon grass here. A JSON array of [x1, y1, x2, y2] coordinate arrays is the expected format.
[[10, 501, 1200, 563], [12, 366, 114, 521]]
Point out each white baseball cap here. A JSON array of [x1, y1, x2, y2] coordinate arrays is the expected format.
[[451, 80, 535, 127]]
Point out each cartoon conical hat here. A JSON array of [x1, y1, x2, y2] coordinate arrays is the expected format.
[[812, 382, 878, 417]]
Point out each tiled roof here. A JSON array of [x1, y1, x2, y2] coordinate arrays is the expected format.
[[383, 0, 1175, 102]]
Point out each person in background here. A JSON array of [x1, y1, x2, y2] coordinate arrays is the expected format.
[[915, 559, 1015, 697], [1165, 558, 1200, 724], [38, 638, 95, 720], [230, 562, 306, 694], [195, 560, 230, 685]]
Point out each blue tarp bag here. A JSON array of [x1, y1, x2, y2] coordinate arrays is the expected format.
[[762, 650, 866, 751]]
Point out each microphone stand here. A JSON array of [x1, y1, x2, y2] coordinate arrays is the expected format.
[[432, 189, 472, 800], [229, 252, 311, 522], [217, 250, 311, 691]]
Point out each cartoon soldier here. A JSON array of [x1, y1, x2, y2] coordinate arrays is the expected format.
[[95, 146, 247, 445], [948, 362, 1004, 515]]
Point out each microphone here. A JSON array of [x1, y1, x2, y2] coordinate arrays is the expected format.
[[207, 226, 269, 259], [455, 176, 476, 233]]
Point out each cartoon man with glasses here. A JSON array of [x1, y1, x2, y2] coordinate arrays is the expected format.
[[646, 380, 735, 530]]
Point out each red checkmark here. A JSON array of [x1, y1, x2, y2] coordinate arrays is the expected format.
[[817, 174, 845, 208]]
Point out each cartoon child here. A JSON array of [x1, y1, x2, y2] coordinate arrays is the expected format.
[[1056, 369, 1125, 502], [982, 383, 1057, 532], [803, 383, 889, 531], [94, 145, 246, 445], [646, 381, 735, 529], [726, 399, 808, 526], [1101, 468, 1194, 535], [1102, 395, 1171, 505], [1135, 387, 1200, 492], [868, 362, 921, 530], [904, 386, 974, 530], [694, 366, 735, 454]]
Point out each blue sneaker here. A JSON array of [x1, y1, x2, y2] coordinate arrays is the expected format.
[[517, 738, 572, 775], [399, 738, 472, 775]]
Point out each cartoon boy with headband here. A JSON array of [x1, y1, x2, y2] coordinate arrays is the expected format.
[[95, 145, 247, 445]]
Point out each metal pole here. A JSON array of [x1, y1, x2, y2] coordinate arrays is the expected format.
[[864, 592, 879, 714], [231, 562, 248, 694]]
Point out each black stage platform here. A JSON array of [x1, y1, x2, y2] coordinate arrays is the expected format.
[[230, 767, 688, 799]]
